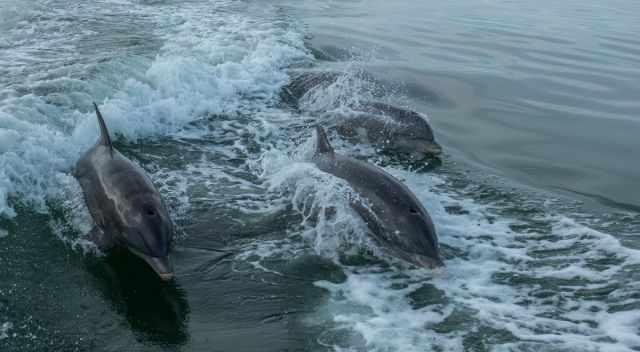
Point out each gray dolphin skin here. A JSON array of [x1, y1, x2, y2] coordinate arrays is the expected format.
[[284, 71, 442, 159], [311, 126, 443, 268], [338, 101, 442, 159], [73, 103, 174, 281]]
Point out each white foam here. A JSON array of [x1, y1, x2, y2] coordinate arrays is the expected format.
[[0, 2, 309, 217], [0, 321, 12, 340], [308, 164, 640, 351], [259, 134, 378, 261], [315, 269, 455, 352], [298, 69, 376, 115], [2, 2, 639, 351]]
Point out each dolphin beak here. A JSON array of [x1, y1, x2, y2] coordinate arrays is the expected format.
[[424, 142, 442, 156], [129, 248, 174, 281], [143, 255, 174, 281]]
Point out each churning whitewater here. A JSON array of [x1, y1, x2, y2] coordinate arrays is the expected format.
[[1, 0, 639, 351]]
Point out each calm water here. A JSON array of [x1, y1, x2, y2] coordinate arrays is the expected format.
[[1, 0, 639, 351], [286, 0, 640, 210]]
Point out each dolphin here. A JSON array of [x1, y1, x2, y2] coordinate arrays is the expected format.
[[73, 103, 174, 280], [311, 126, 443, 268], [283, 71, 442, 159]]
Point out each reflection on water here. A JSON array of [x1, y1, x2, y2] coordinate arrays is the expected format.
[[87, 250, 190, 346]]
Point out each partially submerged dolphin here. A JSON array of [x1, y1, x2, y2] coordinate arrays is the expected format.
[[284, 71, 442, 159], [74, 103, 174, 280], [338, 101, 442, 159], [311, 126, 443, 268]]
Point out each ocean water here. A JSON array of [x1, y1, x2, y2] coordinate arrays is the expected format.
[[0, 0, 639, 351]]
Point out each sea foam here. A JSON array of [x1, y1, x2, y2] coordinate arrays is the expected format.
[[0, 1, 309, 217]]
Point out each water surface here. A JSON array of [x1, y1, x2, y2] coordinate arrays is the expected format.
[[1, 0, 639, 351]]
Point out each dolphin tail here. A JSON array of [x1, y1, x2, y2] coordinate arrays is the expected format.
[[92, 102, 113, 155], [314, 125, 334, 157]]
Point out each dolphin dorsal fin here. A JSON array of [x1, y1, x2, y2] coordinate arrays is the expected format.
[[93, 102, 113, 156], [314, 125, 334, 157]]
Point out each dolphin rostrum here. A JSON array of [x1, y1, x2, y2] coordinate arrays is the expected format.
[[74, 103, 174, 280], [311, 126, 443, 268]]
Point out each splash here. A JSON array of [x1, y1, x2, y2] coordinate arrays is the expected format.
[[0, 1, 309, 217], [259, 136, 376, 260], [309, 165, 640, 351]]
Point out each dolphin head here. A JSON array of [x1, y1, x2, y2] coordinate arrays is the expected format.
[[388, 136, 442, 160], [378, 199, 444, 268], [362, 102, 442, 159], [121, 193, 175, 281], [392, 115, 442, 159]]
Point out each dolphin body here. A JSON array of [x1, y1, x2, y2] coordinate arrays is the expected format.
[[74, 103, 174, 280], [311, 126, 443, 268], [283, 71, 442, 159]]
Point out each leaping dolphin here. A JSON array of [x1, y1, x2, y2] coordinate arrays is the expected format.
[[74, 103, 175, 280], [311, 126, 443, 268]]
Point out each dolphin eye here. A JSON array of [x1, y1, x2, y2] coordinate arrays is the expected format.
[[409, 208, 419, 215], [145, 207, 156, 216]]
